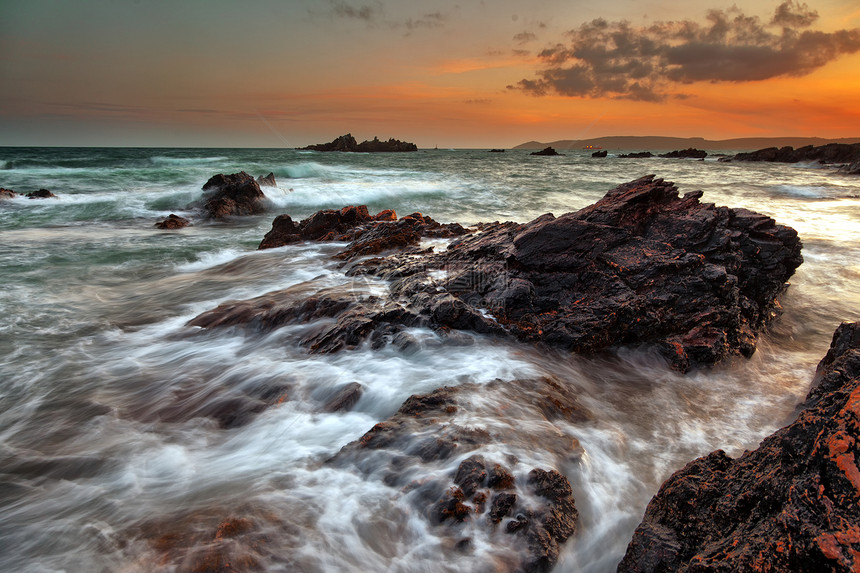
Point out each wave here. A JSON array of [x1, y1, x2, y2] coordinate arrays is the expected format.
[[774, 184, 830, 198], [149, 156, 229, 166]]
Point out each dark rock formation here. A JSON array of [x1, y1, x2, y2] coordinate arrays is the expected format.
[[619, 321, 860, 572], [618, 152, 654, 158], [198, 171, 269, 218], [257, 205, 466, 258], [731, 142, 860, 165], [0, 188, 18, 200], [841, 160, 860, 175], [256, 172, 277, 187], [530, 147, 563, 156], [27, 188, 58, 199], [154, 214, 191, 230], [300, 133, 418, 152], [330, 377, 586, 572], [489, 149, 506, 153], [659, 148, 707, 159], [192, 176, 801, 371], [592, 150, 608, 158]]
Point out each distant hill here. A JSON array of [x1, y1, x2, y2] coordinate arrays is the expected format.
[[513, 136, 860, 152]]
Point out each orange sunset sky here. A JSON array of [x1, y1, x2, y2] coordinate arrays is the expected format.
[[1, 0, 859, 148]]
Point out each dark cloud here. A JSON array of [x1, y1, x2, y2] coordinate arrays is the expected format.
[[510, 1, 860, 100], [514, 31, 537, 44], [404, 12, 447, 31], [329, 0, 383, 21]]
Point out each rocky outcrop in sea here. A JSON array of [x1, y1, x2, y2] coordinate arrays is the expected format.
[[195, 171, 269, 218], [729, 142, 860, 165], [618, 321, 860, 572], [530, 147, 563, 156], [300, 133, 418, 152], [189, 175, 802, 372]]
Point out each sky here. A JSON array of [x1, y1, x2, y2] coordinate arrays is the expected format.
[[1, 0, 859, 148]]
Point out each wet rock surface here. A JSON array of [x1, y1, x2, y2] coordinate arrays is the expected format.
[[618, 152, 654, 158], [618, 322, 860, 573], [27, 188, 58, 199], [154, 214, 191, 229], [659, 148, 707, 159], [730, 142, 860, 165], [191, 175, 802, 371], [330, 377, 587, 572], [198, 171, 269, 218], [300, 133, 418, 152]]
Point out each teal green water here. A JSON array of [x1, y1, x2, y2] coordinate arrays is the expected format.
[[1, 147, 859, 572]]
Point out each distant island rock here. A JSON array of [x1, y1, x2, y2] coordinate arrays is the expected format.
[[729, 142, 860, 165], [530, 146, 563, 156], [300, 133, 417, 152], [618, 151, 654, 158], [659, 148, 707, 159], [488, 148, 505, 153], [591, 150, 608, 158]]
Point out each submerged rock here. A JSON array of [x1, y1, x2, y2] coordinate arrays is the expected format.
[[530, 147, 562, 156], [0, 188, 19, 200], [27, 188, 58, 199], [330, 377, 586, 572], [154, 214, 191, 229], [618, 151, 654, 158], [198, 171, 268, 218], [300, 133, 418, 152], [618, 321, 860, 572]]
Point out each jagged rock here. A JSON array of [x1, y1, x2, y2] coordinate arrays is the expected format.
[[319, 382, 364, 413], [618, 322, 860, 572], [732, 142, 860, 165], [592, 150, 608, 158], [0, 188, 18, 200], [300, 133, 418, 152], [256, 172, 277, 187], [530, 147, 562, 156], [198, 171, 268, 218], [841, 160, 860, 175], [618, 152, 654, 158], [27, 188, 58, 199], [659, 148, 707, 159], [154, 214, 190, 229], [196, 176, 801, 370]]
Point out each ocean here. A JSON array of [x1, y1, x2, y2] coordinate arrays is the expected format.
[[1, 147, 859, 572]]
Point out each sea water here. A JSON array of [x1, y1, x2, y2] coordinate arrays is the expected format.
[[1, 147, 859, 572]]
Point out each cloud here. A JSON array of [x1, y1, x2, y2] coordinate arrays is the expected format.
[[404, 12, 447, 30], [328, 0, 383, 21], [514, 31, 537, 44], [509, 1, 860, 100]]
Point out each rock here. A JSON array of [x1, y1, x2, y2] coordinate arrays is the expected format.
[[618, 321, 860, 573], [27, 188, 58, 199], [659, 148, 707, 159], [618, 151, 654, 158], [530, 147, 563, 156], [489, 149, 506, 153], [258, 214, 302, 249], [732, 142, 860, 165], [200, 176, 801, 370], [256, 172, 277, 187], [591, 150, 608, 158], [841, 160, 860, 175], [300, 133, 418, 152], [0, 188, 19, 200], [154, 214, 190, 229], [329, 377, 584, 572], [199, 171, 268, 218], [319, 382, 364, 413]]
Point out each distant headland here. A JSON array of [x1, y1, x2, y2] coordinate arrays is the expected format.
[[514, 136, 860, 152]]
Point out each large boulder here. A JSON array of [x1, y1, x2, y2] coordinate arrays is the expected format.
[[199, 171, 268, 218], [194, 176, 802, 371], [618, 321, 860, 572]]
